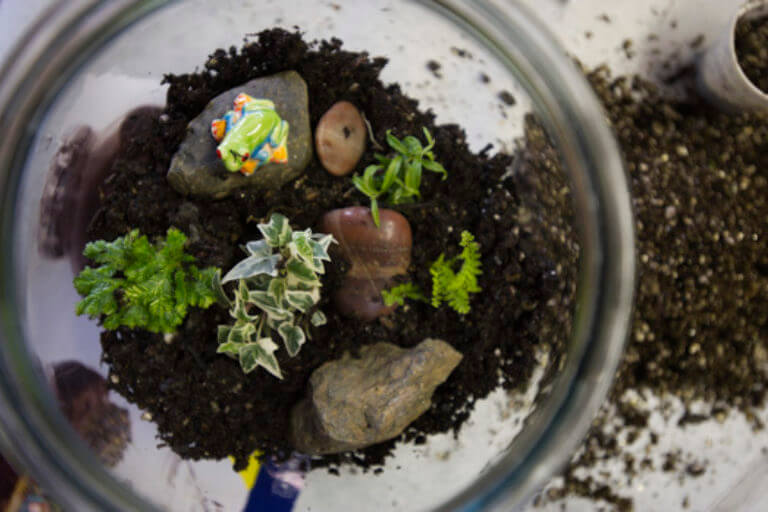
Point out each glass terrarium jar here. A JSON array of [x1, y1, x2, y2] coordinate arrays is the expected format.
[[0, 1, 634, 511]]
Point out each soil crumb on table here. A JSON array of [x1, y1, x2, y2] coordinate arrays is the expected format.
[[498, 90, 517, 106], [426, 59, 442, 79], [88, 29, 577, 471]]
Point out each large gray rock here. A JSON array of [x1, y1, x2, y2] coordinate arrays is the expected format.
[[167, 71, 312, 199], [290, 338, 462, 455]]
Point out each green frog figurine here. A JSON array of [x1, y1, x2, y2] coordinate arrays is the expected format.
[[211, 93, 290, 175]]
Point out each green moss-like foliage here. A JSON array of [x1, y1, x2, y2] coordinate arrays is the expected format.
[[73, 228, 220, 334], [382, 230, 482, 315]]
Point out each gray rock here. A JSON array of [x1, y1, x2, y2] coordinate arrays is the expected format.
[[167, 71, 312, 199], [290, 338, 462, 455]]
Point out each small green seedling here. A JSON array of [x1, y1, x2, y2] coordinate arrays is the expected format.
[[73, 228, 220, 334], [217, 213, 335, 379], [382, 230, 482, 315], [352, 127, 447, 226], [380, 283, 427, 307]]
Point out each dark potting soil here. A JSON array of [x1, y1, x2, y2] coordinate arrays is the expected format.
[[537, 65, 768, 510], [735, 15, 768, 94], [87, 29, 577, 470]]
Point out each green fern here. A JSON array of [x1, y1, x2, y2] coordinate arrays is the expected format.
[[430, 231, 482, 314], [381, 282, 428, 307], [382, 231, 482, 314], [74, 228, 221, 334]]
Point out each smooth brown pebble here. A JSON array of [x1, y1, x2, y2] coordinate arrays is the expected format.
[[315, 101, 366, 176], [320, 207, 412, 321]]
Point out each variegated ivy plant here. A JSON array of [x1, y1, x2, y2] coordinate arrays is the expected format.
[[217, 213, 335, 379]]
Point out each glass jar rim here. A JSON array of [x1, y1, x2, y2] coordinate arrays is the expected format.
[[0, 1, 635, 510]]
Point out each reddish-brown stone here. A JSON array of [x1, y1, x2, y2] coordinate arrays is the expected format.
[[320, 206, 412, 320]]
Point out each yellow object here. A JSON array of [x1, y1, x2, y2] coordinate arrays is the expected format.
[[231, 451, 262, 489], [240, 159, 257, 176], [272, 144, 288, 163], [211, 119, 227, 141]]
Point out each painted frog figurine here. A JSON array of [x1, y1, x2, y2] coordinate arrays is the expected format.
[[211, 93, 290, 175]]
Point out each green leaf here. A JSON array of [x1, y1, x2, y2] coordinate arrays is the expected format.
[[268, 277, 286, 302], [236, 279, 250, 305], [362, 164, 382, 196], [285, 257, 318, 283], [187, 267, 218, 309], [380, 155, 402, 194], [426, 231, 483, 314], [222, 254, 281, 283], [308, 258, 324, 274], [212, 215, 337, 378], [75, 280, 120, 318], [386, 130, 407, 154], [310, 234, 334, 262], [74, 228, 220, 334], [73, 266, 116, 295], [248, 290, 292, 321], [381, 282, 428, 306], [162, 228, 188, 261], [239, 338, 283, 379], [217, 341, 242, 358], [430, 254, 452, 308], [173, 269, 190, 309], [310, 310, 327, 326], [403, 135, 423, 156], [124, 235, 153, 273], [423, 158, 448, 179], [352, 127, 448, 214], [82, 239, 108, 262], [277, 322, 306, 357], [102, 314, 124, 331], [228, 323, 255, 344], [121, 304, 149, 328], [83, 230, 139, 268], [244, 240, 271, 259], [404, 160, 422, 198], [217, 325, 232, 345], [422, 127, 435, 151], [388, 185, 406, 205], [288, 233, 314, 264], [371, 198, 380, 228], [201, 267, 228, 307], [352, 174, 374, 199], [232, 292, 258, 323], [362, 164, 377, 189], [258, 213, 292, 248], [284, 290, 316, 313]]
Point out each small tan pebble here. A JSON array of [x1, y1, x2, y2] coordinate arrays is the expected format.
[[315, 101, 366, 176]]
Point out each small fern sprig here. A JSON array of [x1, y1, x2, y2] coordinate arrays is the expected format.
[[430, 231, 482, 314], [382, 230, 482, 314], [381, 282, 428, 307]]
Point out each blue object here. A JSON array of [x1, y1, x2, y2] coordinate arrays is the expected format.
[[243, 455, 309, 512]]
